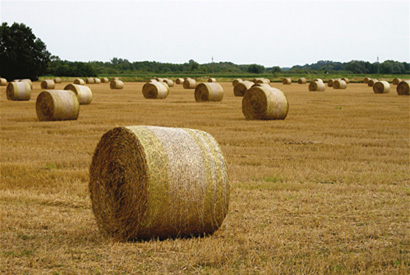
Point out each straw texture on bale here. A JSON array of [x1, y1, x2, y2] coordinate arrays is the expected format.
[[341, 78, 350, 84], [74, 78, 85, 85], [242, 86, 288, 120], [254, 78, 270, 84], [314, 79, 324, 83], [112, 77, 120, 80], [162, 79, 174, 87], [54, 77, 62, 83], [94, 78, 101, 84], [6, 82, 31, 101], [333, 79, 347, 89], [101, 77, 109, 83], [309, 81, 326, 92], [233, 81, 254, 97], [207, 78, 216, 83], [36, 90, 79, 121], [183, 78, 197, 89], [364, 77, 370, 83], [175, 78, 184, 84], [155, 78, 164, 82], [396, 80, 410, 95], [110, 80, 124, 89], [194, 83, 224, 102], [232, 78, 243, 86], [298, 78, 307, 84], [392, 78, 402, 85], [282, 78, 291, 85], [64, 84, 93, 104], [0, 78, 8, 86], [14, 79, 33, 89], [367, 79, 377, 87], [86, 78, 95, 84], [142, 82, 169, 99], [89, 125, 229, 240], [327, 79, 335, 87], [373, 81, 390, 94], [41, 79, 55, 89]]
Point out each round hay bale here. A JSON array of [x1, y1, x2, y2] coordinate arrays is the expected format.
[[233, 81, 254, 97], [252, 83, 271, 88], [242, 86, 288, 120], [195, 83, 224, 102], [64, 84, 93, 104], [112, 77, 120, 81], [313, 78, 324, 83], [162, 79, 174, 87], [175, 78, 184, 84], [74, 78, 85, 85], [309, 81, 326, 92], [367, 79, 377, 87], [183, 78, 197, 89], [41, 79, 55, 89], [14, 79, 33, 89], [0, 78, 8, 86], [232, 78, 243, 86], [373, 81, 390, 94], [207, 77, 216, 83], [341, 77, 350, 84], [327, 79, 335, 87], [142, 81, 169, 99], [94, 78, 101, 84], [155, 77, 164, 82], [6, 82, 31, 101], [298, 78, 307, 84], [254, 78, 270, 84], [282, 78, 291, 85], [54, 77, 62, 84], [86, 78, 95, 84], [101, 77, 109, 83], [110, 80, 124, 89], [392, 78, 402, 85], [89, 125, 229, 240], [333, 79, 347, 89], [396, 80, 410, 95], [364, 77, 370, 83], [36, 90, 79, 121]]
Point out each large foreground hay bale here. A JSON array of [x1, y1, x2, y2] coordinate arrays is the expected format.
[[333, 79, 347, 89], [142, 81, 169, 99], [175, 78, 184, 84], [6, 82, 31, 101], [242, 86, 288, 120], [233, 81, 254, 97], [101, 77, 109, 83], [373, 81, 390, 94], [195, 83, 224, 102], [74, 78, 85, 85], [396, 80, 410, 95], [0, 78, 8, 86], [207, 77, 216, 83], [64, 84, 93, 104], [298, 78, 307, 84], [183, 78, 197, 89], [110, 80, 124, 89], [36, 90, 79, 121], [367, 79, 377, 87], [282, 78, 291, 85], [89, 125, 229, 240], [392, 78, 402, 85], [232, 78, 243, 86], [309, 81, 326, 92], [162, 78, 174, 87], [54, 77, 62, 83], [41, 79, 55, 89]]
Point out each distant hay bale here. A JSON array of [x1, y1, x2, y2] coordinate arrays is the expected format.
[[86, 78, 95, 84], [6, 82, 31, 101], [195, 83, 224, 102], [392, 78, 402, 85], [309, 81, 326, 92], [0, 78, 8, 86], [74, 78, 85, 85], [367, 79, 377, 87], [41, 79, 55, 89], [142, 81, 169, 99], [89, 125, 229, 241], [101, 77, 109, 83], [110, 80, 124, 89], [251, 83, 272, 89], [396, 80, 410, 95], [364, 77, 370, 83], [112, 77, 120, 81], [373, 81, 390, 94], [327, 79, 335, 87], [282, 78, 291, 85], [341, 77, 350, 84], [233, 81, 254, 97], [155, 77, 164, 82], [242, 86, 288, 120], [298, 78, 307, 84], [232, 79, 243, 86], [162, 79, 174, 87], [175, 78, 184, 84], [94, 78, 101, 84], [36, 90, 79, 121], [207, 77, 216, 83], [313, 78, 324, 83], [254, 78, 270, 84], [333, 79, 347, 89], [54, 77, 62, 83], [183, 78, 197, 89], [64, 84, 93, 104]]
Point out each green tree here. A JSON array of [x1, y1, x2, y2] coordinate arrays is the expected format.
[[247, 64, 265, 74], [0, 22, 51, 80]]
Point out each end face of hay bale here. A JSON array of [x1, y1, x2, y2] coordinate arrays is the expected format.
[[333, 79, 347, 89], [6, 82, 31, 101], [89, 125, 229, 240], [367, 79, 377, 87], [282, 78, 291, 85], [74, 78, 85, 85], [36, 90, 79, 121], [298, 78, 307, 84], [64, 84, 93, 104], [41, 79, 55, 89], [142, 82, 169, 99], [234, 81, 254, 97], [392, 78, 402, 85], [183, 78, 197, 89], [309, 81, 325, 92], [242, 86, 288, 120], [175, 78, 184, 84], [232, 78, 243, 86], [373, 81, 390, 94], [194, 83, 224, 102], [110, 80, 124, 89], [327, 79, 334, 87], [364, 77, 370, 83], [396, 80, 410, 95], [162, 79, 174, 87], [101, 77, 109, 83]]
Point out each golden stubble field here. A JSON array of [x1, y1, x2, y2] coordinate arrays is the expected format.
[[1, 80, 409, 273]]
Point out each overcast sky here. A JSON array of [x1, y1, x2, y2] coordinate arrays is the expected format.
[[1, 0, 409, 67]]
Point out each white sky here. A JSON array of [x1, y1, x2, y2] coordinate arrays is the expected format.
[[1, 0, 409, 67]]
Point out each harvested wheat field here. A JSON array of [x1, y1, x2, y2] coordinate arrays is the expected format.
[[1, 81, 409, 273]]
